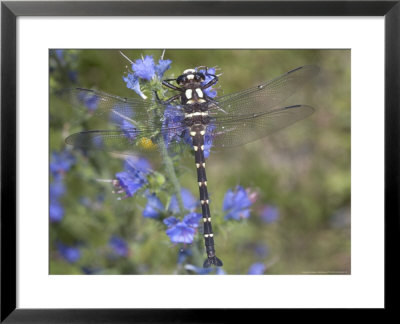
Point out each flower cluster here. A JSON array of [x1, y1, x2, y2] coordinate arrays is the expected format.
[[143, 188, 202, 245], [112, 157, 203, 251], [50, 150, 75, 179], [163, 188, 201, 245], [49, 179, 66, 222], [49, 150, 75, 222], [123, 55, 172, 99]]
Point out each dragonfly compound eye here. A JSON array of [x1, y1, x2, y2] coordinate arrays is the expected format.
[[177, 75, 187, 85]]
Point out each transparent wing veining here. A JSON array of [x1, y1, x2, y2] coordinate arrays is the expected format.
[[65, 124, 192, 155], [213, 65, 319, 119], [206, 105, 315, 149], [64, 66, 318, 154], [61, 88, 166, 127]]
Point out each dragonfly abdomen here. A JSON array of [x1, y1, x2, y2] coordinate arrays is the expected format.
[[190, 125, 223, 268]]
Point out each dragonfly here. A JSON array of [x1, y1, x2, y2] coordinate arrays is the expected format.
[[65, 65, 319, 268]]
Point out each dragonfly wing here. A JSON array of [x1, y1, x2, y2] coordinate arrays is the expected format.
[[206, 105, 315, 149], [58, 88, 166, 127], [65, 125, 192, 156], [214, 65, 319, 117]]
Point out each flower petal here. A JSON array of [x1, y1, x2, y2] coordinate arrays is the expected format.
[[123, 73, 147, 99], [143, 194, 164, 219], [165, 222, 196, 244], [131, 55, 155, 81], [155, 58, 172, 78]]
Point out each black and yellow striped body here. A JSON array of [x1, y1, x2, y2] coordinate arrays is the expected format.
[[190, 125, 223, 267], [163, 68, 222, 267]]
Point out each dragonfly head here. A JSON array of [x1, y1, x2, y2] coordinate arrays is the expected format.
[[177, 68, 205, 86]]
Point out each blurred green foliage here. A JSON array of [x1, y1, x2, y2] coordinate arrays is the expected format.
[[50, 49, 350, 274]]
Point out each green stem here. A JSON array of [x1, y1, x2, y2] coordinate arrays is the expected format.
[[148, 84, 184, 215], [157, 139, 185, 216]]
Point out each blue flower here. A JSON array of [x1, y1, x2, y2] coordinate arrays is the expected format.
[[50, 200, 64, 222], [223, 186, 253, 220], [57, 243, 81, 263], [168, 188, 198, 214], [199, 67, 218, 98], [162, 105, 186, 148], [115, 171, 145, 197], [123, 54, 172, 98], [260, 205, 279, 223], [164, 212, 202, 244], [50, 179, 65, 201], [50, 150, 75, 178], [163, 216, 179, 227], [132, 55, 156, 81], [123, 73, 147, 99], [248, 262, 266, 275], [114, 157, 151, 198], [181, 212, 202, 228], [49, 179, 66, 222], [109, 236, 129, 257], [155, 58, 172, 78], [166, 221, 196, 244], [143, 194, 164, 219], [76, 90, 99, 112]]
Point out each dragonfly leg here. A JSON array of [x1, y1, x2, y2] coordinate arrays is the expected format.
[[155, 91, 181, 105], [162, 79, 181, 91], [201, 73, 218, 90]]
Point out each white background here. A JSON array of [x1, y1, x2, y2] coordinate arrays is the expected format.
[[17, 17, 384, 308]]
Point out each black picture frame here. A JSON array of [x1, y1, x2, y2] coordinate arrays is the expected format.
[[1, 0, 398, 321]]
